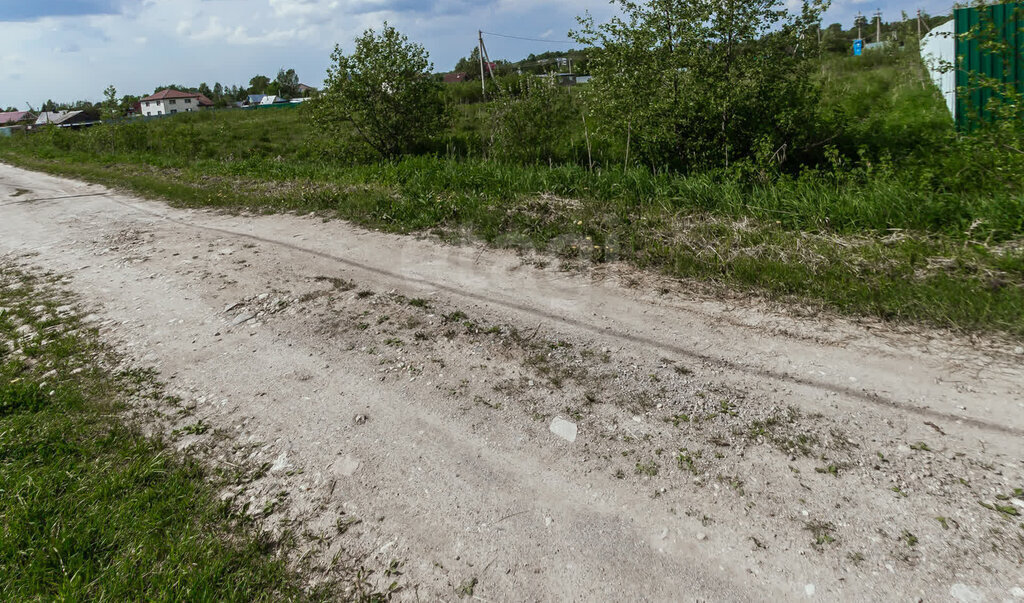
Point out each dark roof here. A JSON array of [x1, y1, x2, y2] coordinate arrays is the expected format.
[[35, 111, 81, 125], [141, 89, 214, 106]]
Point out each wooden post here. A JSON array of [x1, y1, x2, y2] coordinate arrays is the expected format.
[[480, 36, 498, 86], [478, 30, 487, 100], [581, 110, 593, 172], [623, 117, 632, 172]]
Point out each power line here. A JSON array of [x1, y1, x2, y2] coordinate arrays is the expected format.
[[480, 31, 575, 44]]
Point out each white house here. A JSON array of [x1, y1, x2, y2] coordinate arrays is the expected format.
[[139, 89, 214, 117]]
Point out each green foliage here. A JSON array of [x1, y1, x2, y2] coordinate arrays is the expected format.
[[275, 67, 300, 99], [102, 85, 118, 121], [312, 23, 449, 159], [453, 46, 483, 79], [249, 75, 270, 94], [573, 0, 828, 171], [489, 77, 581, 164]]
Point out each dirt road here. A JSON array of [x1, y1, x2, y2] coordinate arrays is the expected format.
[[2, 162, 1022, 601]]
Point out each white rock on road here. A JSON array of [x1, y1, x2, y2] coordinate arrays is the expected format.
[[549, 417, 578, 442]]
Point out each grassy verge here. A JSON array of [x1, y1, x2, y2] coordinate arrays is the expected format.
[[3, 147, 1022, 338], [1, 51, 1021, 337], [0, 264, 325, 600]]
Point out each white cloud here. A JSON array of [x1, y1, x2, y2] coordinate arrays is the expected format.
[[0, 0, 620, 105]]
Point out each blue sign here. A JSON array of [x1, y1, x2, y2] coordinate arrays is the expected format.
[[853, 39, 863, 56]]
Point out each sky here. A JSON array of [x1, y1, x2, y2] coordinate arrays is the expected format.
[[0, 0, 959, 108]]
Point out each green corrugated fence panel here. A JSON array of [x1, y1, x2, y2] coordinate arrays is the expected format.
[[955, 2, 1024, 130]]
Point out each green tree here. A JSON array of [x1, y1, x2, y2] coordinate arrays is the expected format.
[[312, 23, 448, 158], [573, 0, 827, 171], [248, 75, 270, 94], [453, 47, 482, 78], [118, 94, 140, 115], [275, 68, 300, 98], [102, 85, 119, 120]]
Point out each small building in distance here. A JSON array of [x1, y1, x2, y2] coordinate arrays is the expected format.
[[0, 111, 35, 126], [258, 95, 289, 106], [139, 89, 214, 116], [297, 84, 318, 96], [444, 72, 469, 83], [246, 94, 266, 106], [32, 110, 97, 128], [546, 73, 591, 86]]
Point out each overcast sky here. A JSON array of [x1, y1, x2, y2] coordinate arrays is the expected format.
[[0, 0, 957, 108]]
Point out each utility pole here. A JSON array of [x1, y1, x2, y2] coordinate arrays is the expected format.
[[479, 36, 497, 86], [857, 11, 863, 40], [875, 9, 882, 42], [917, 9, 922, 38], [478, 30, 487, 100]]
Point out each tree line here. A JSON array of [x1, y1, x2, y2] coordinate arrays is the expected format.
[[14, 67, 311, 121]]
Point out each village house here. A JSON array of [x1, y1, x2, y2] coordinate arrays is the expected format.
[[0, 111, 35, 126], [31, 110, 97, 129], [0, 111, 36, 137], [139, 89, 214, 117]]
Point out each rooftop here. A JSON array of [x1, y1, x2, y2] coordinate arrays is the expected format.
[[0, 111, 33, 125], [141, 89, 214, 106]]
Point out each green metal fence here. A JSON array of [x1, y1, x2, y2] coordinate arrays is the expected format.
[[955, 2, 1024, 130]]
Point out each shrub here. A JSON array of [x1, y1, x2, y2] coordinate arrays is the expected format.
[[311, 23, 449, 159], [572, 0, 828, 172], [489, 77, 581, 164]]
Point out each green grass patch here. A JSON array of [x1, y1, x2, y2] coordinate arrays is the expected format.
[[0, 267, 328, 600]]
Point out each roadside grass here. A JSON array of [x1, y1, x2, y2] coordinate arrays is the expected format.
[[1, 51, 1022, 337], [0, 266, 328, 600]]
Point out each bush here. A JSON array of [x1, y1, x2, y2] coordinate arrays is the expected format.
[[572, 0, 828, 172], [489, 77, 581, 164], [311, 23, 449, 159]]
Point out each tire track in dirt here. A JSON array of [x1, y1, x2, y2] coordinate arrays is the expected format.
[[98, 193, 1024, 438]]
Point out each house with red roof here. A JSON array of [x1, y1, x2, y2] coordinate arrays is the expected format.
[[139, 89, 214, 117]]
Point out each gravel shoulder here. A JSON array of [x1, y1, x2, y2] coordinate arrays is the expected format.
[[2, 163, 1023, 601]]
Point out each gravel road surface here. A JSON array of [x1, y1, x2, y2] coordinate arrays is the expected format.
[[2, 163, 1022, 601]]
